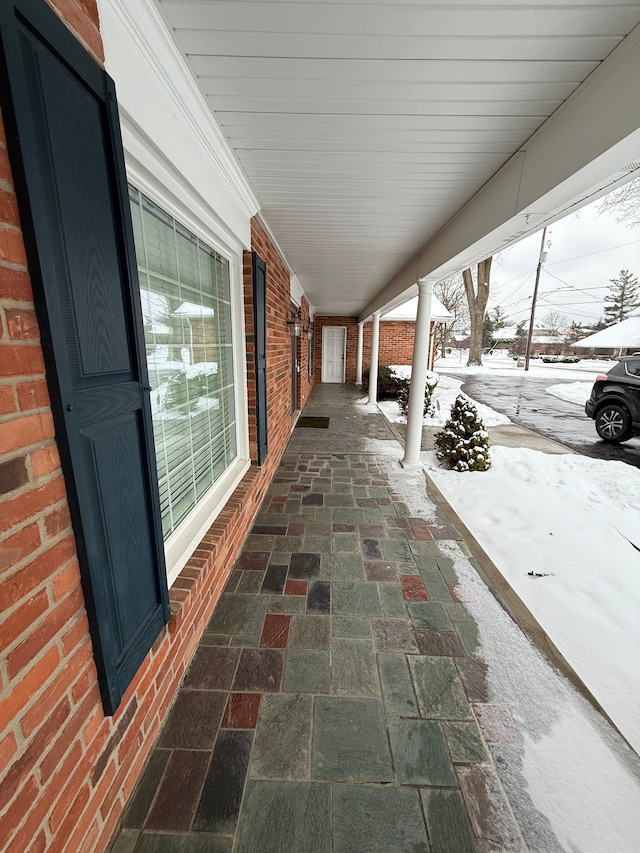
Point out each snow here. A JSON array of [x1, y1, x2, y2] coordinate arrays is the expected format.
[[377, 351, 640, 755], [378, 368, 511, 427], [546, 380, 592, 405]]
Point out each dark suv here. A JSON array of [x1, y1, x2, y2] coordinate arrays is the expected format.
[[585, 356, 640, 442]]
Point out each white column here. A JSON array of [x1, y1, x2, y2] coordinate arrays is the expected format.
[[402, 280, 434, 467], [355, 321, 364, 385], [368, 311, 381, 405]]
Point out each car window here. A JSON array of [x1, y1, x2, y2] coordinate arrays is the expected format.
[[624, 359, 640, 377]]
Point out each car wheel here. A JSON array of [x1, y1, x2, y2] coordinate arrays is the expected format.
[[595, 403, 632, 443]]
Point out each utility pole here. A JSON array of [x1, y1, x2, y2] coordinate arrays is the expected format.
[[524, 226, 548, 371]]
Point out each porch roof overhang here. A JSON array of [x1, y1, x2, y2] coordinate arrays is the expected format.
[[150, 1, 640, 320]]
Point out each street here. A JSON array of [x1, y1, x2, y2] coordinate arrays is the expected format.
[[451, 372, 640, 469]]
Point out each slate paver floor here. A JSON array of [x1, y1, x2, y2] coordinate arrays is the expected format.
[[109, 385, 640, 853]]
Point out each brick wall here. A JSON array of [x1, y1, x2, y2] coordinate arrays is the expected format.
[[0, 8, 298, 852], [313, 316, 360, 383]]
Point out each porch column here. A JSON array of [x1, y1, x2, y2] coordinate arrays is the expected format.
[[368, 311, 381, 405], [402, 280, 434, 467], [355, 321, 364, 385]]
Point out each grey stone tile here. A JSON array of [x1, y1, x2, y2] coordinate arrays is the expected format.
[[261, 563, 288, 595], [183, 646, 240, 690], [333, 785, 429, 853], [377, 653, 419, 718], [107, 829, 139, 853], [389, 720, 457, 786], [207, 594, 270, 636], [331, 638, 379, 696], [288, 614, 330, 649], [307, 580, 331, 613], [409, 656, 473, 720], [312, 697, 392, 782], [244, 533, 275, 551], [436, 555, 459, 584], [331, 580, 381, 616], [410, 540, 443, 557], [362, 538, 383, 559], [325, 494, 355, 507], [193, 730, 253, 833], [332, 532, 361, 553], [249, 694, 313, 780], [136, 835, 233, 853], [320, 553, 365, 580], [443, 721, 488, 764], [408, 601, 454, 631], [380, 539, 413, 563], [305, 522, 332, 535], [378, 582, 408, 618], [372, 618, 418, 653], [269, 596, 307, 614], [122, 750, 171, 828], [414, 629, 467, 657], [396, 560, 420, 576], [421, 789, 478, 853], [455, 619, 481, 657], [158, 691, 226, 749], [455, 658, 490, 703], [303, 535, 332, 554], [236, 781, 331, 853], [289, 552, 321, 578], [332, 508, 367, 524], [282, 649, 331, 694], [236, 571, 266, 594], [445, 602, 473, 622], [332, 616, 372, 638], [272, 535, 304, 553]]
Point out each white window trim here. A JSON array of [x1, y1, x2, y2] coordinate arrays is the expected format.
[[126, 163, 251, 589]]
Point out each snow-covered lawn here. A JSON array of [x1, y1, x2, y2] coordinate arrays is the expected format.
[[377, 354, 640, 753], [425, 446, 640, 755]]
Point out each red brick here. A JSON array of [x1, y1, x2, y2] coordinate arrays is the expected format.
[[6, 308, 39, 340], [0, 522, 41, 572], [0, 533, 77, 606], [0, 587, 48, 654], [49, 779, 91, 840], [52, 556, 80, 600], [7, 585, 85, 679], [0, 645, 60, 734], [0, 343, 45, 378], [0, 774, 39, 850], [31, 444, 61, 478], [0, 266, 33, 301], [0, 227, 27, 265], [0, 411, 55, 455], [21, 639, 93, 738], [16, 378, 49, 410], [0, 694, 68, 813], [0, 730, 18, 777], [40, 687, 98, 784], [0, 384, 16, 414], [0, 188, 20, 228], [0, 143, 13, 184], [43, 0, 104, 65]]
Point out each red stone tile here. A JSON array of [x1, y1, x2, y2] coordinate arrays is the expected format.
[[260, 613, 291, 648], [472, 703, 521, 744], [449, 584, 463, 603], [284, 579, 308, 596], [410, 525, 434, 541], [221, 693, 262, 729], [364, 561, 399, 582], [332, 523, 356, 532], [399, 575, 429, 601]]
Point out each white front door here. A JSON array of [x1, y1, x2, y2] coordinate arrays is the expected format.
[[322, 326, 346, 383]]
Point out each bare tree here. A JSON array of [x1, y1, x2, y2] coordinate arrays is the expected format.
[[462, 258, 492, 365], [434, 274, 469, 357], [541, 309, 568, 336], [598, 177, 640, 228]]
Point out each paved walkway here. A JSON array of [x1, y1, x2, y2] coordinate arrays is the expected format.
[[110, 385, 640, 853]]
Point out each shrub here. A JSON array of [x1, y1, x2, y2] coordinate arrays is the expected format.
[[397, 375, 438, 417], [434, 394, 491, 472], [362, 365, 403, 399]]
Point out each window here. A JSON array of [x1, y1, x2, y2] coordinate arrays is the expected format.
[[129, 187, 237, 539]]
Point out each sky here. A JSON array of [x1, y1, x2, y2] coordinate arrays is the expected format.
[[490, 192, 640, 328]]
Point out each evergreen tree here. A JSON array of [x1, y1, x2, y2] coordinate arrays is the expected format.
[[482, 312, 494, 349], [603, 270, 639, 325], [434, 395, 491, 472], [490, 305, 508, 329]]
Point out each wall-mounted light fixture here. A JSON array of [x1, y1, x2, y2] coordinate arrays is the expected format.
[[286, 307, 302, 336]]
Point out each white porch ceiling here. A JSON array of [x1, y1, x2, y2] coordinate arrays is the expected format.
[[156, 1, 640, 315]]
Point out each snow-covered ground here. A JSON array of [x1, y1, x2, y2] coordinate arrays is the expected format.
[[378, 353, 640, 755], [546, 381, 593, 406]]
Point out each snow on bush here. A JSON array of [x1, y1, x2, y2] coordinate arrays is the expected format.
[[434, 394, 491, 471], [397, 375, 438, 417]]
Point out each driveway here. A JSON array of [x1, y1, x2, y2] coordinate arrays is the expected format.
[[450, 372, 640, 469]]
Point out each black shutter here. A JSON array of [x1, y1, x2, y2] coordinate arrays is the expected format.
[[0, 0, 169, 714], [252, 252, 268, 464]]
